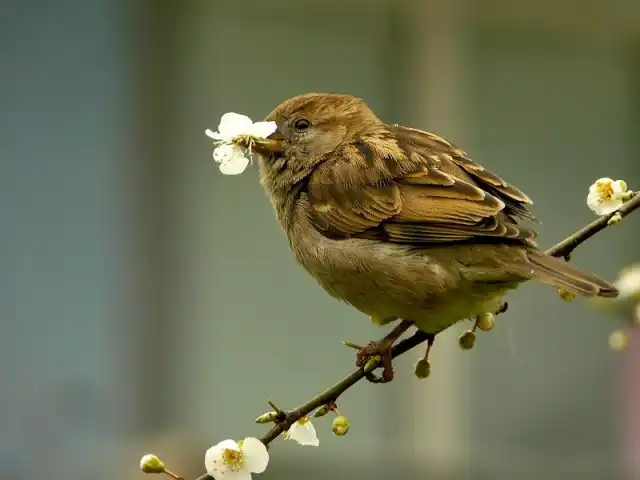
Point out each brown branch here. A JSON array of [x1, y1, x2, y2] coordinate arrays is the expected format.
[[546, 192, 640, 258], [192, 193, 639, 480]]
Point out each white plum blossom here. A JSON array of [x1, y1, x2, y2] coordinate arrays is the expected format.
[[206, 113, 277, 143], [205, 437, 269, 480], [615, 264, 640, 300], [205, 113, 277, 176], [586, 178, 628, 216], [212, 143, 250, 176], [284, 417, 319, 447]]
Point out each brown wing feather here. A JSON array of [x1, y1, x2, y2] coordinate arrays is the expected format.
[[398, 126, 538, 223], [306, 125, 538, 246]]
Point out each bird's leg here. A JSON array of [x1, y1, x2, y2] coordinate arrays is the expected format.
[[355, 319, 414, 383]]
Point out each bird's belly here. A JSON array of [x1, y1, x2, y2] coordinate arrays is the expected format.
[[293, 238, 511, 334]]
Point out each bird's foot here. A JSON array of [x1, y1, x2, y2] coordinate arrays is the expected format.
[[346, 319, 414, 383], [355, 339, 395, 383]]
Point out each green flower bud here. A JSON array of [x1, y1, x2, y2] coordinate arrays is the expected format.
[[607, 212, 623, 226], [413, 359, 431, 379], [255, 411, 279, 424], [477, 313, 495, 331], [140, 454, 165, 474], [363, 356, 380, 373], [458, 331, 476, 350], [332, 416, 350, 436], [621, 190, 635, 202], [609, 329, 629, 352], [557, 288, 577, 302], [314, 406, 331, 418]]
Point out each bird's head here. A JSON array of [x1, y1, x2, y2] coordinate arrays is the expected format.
[[250, 93, 380, 191]]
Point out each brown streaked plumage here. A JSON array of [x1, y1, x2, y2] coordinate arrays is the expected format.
[[248, 93, 617, 380]]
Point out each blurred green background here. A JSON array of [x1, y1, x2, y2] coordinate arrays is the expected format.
[[2, 0, 640, 479]]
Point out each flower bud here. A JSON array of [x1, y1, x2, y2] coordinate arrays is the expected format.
[[557, 288, 577, 302], [140, 454, 165, 474], [621, 190, 635, 202], [255, 411, 279, 424], [314, 406, 331, 418], [332, 416, 350, 436], [477, 313, 495, 331], [363, 356, 380, 373], [609, 329, 629, 351], [607, 212, 623, 226], [458, 331, 476, 350], [413, 359, 431, 379]]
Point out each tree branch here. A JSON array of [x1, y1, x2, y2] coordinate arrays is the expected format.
[[193, 193, 639, 480], [546, 192, 640, 258]]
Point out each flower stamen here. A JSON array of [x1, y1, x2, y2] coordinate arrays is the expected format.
[[221, 448, 244, 472]]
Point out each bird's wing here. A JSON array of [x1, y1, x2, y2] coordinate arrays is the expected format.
[[306, 125, 538, 245]]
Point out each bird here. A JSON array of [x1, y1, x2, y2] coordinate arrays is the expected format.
[[243, 92, 618, 381]]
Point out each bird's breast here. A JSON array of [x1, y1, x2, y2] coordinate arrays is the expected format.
[[282, 202, 509, 332]]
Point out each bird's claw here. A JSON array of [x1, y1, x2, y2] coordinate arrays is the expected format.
[[355, 340, 394, 383]]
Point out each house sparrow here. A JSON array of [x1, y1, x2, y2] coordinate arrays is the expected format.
[[246, 93, 618, 381]]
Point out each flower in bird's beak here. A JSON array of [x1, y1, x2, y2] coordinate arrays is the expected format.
[[206, 113, 277, 143], [211, 143, 251, 175], [205, 113, 277, 175]]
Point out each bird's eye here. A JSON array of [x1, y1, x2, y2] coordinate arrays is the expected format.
[[293, 118, 311, 131]]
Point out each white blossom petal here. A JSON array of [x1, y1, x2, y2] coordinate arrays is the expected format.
[[213, 143, 234, 163], [218, 439, 240, 451], [212, 144, 250, 175], [588, 196, 622, 216], [586, 191, 601, 213], [218, 113, 254, 140], [215, 470, 252, 480], [285, 418, 319, 446], [612, 180, 628, 194], [205, 440, 242, 479], [241, 437, 269, 474], [246, 121, 277, 139], [205, 128, 224, 141], [219, 155, 250, 175]]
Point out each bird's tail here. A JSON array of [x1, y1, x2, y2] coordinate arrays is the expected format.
[[525, 250, 618, 298]]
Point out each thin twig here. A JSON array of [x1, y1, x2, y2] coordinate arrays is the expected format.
[[193, 193, 639, 480], [546, 192, 639, 258]]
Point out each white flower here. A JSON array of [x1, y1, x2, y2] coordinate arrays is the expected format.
[[205, 437, 269, 480], [615, 264, 640, 299], [205, 113, 277, 176], [284, 417, 319, 447], [587, 178, 627, 216], [212, 143, 250, 175], [205, 113, 277, 143]]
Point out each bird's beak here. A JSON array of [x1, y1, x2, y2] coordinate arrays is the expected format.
[[251, 129, 285, 155]]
